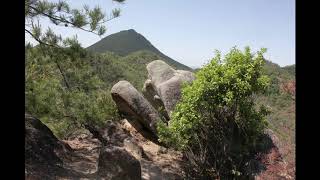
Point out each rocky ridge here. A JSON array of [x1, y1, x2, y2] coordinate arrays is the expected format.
[[25, 60, 292, 179]]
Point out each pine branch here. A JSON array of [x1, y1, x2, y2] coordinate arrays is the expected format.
[[28, 5, 117, 36], [25, 28, 58, 48]]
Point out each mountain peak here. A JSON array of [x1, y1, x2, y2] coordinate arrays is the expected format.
[[127, 29, 137, 33], [119, 29, 137, 34], [87, 30, 192, 70]]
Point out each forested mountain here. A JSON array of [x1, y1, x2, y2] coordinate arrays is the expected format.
[[86, 29, 192, 71]]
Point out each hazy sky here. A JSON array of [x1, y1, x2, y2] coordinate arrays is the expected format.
[[26, 0, 295, 67]]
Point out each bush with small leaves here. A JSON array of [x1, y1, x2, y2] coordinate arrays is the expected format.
[[158, 47, 270, 178]]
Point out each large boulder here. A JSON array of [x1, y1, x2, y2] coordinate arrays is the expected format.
[[142, 79, 170, 122], [97, 146, 141, 180], [157, 70, 195, 115], [111, 61, 194, 138], [146, 60, 176, 87], [25, 113, 72, 179], [145, 60, 195, 116], [142, 79, 161, 110], [111, 80, 161, 137]]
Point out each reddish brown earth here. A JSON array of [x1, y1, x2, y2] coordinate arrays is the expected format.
[[280, 80, 295, 97], [255, 148, 294, 180]]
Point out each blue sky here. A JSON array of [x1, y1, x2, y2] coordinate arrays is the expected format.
[[26, 0, 295, 67]]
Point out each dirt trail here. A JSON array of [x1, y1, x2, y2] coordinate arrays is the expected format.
[[58, 133, 101, 179], [62, 133, 100, 176]]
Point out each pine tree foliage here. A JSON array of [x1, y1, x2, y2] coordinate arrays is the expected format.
[[25, 0, 125, 47], [25, 45, 119, 138], [25, 0, 125, 137]]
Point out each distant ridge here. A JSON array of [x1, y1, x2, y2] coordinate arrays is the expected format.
[[86, 29, 192, 70]]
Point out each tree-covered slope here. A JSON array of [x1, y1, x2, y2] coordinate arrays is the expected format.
[[90, 50, 163, 90], [86, 29, 192, 71], [257, 60, 295, 169], [282, 64, 295, 76]]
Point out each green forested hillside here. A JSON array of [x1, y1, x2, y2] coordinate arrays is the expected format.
[[86, 29, 192, 71], [258, 60, 295, 167], [90, 50, 163, 90], [25, 45, 163, 138], [282, 64, 295, 76]]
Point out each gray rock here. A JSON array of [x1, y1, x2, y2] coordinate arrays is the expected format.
[[123, 138, 144, 159], [156, 75, 187, 115], [102, 120, 130, 146], [146, 60, 195, 116], [175, 70, 195, 82], [98, 146, 141, 180], [142, 79, 162, 110], [111, 80, 161, 136], [25, 113, 72, 178], [142, 79, 170, 122], [146, 60, 176, 87]]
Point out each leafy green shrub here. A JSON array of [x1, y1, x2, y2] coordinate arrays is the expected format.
[[158, 47, 270, 178]]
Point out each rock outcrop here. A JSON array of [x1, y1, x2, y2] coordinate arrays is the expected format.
[[146, 60, 176, 88], [25, 113, 73, 179], [111, 60, 195, 139], [26, 113, 143, 179], [142, 79, 170, 122], [111, 80, 161, 137], [145, 60, 195, 116]]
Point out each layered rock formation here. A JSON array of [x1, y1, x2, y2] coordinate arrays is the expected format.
[[25, 113, 73, 179], [111, 80, 161, 137], [111, 60, 195, 138], [145, 60, 195, 116], [25, 114, 143, 180]]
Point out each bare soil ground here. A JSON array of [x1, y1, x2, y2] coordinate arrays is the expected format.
[[254, 148, 294, 180]]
